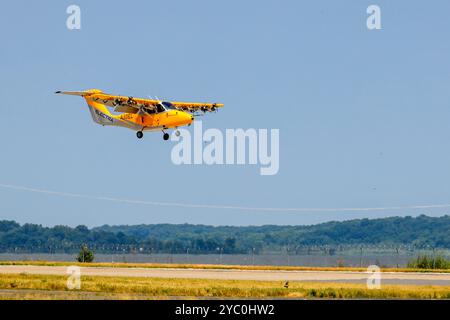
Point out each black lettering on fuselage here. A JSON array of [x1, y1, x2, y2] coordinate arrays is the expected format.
[[95, 109, 114, 122]]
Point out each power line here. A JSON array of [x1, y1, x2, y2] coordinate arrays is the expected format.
[[1, 183, 450, 213]]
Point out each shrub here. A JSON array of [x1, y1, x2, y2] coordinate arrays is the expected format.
[[76, 244, 94, 263], [407, 255, 450, 269]]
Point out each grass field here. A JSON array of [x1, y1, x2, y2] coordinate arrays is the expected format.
[[0, 273, 450, 300], [1, 260, 449, 273]]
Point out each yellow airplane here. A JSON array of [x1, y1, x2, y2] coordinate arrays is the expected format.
[[56, 89, 224, 140]]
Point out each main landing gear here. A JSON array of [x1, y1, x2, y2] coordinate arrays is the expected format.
[[136, 131, 171, 140]]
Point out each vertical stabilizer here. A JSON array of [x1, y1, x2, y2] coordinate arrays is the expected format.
[[85, 98, 115, 125]]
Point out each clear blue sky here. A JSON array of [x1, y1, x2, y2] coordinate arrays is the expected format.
[[1, 0, 450, 227]]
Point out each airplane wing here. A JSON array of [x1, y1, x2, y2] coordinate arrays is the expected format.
[[89, 93, 158, 114], [56, 90, 223, 114], [170, 101, 224, 113], [92, 94, 224, 114]]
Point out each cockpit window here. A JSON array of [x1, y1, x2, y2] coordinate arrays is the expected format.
[[162, 101, 176, 110], [154, 101, 176, 113], [156, 104, 165, 113]]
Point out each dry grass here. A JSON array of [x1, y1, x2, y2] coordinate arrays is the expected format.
[[0, 260, 449, 274], [0, 273, 449, 299]]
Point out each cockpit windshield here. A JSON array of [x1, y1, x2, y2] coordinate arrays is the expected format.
[[156, 104, 165, 113], [154, 101, 176, 113], [161, 101, 176, 110]]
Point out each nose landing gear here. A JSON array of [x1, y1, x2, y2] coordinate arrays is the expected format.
[[163, 132, 170, 140], [136, 131, 143, 139]]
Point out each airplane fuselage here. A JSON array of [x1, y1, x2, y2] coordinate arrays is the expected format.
[[116, 109, 194, 131], [86, 98, 194, 134]]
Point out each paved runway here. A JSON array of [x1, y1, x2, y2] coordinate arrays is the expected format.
[[1, 265, 450, 286]]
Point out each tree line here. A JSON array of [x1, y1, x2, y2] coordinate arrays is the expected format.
[[1, 215, 450, 254]]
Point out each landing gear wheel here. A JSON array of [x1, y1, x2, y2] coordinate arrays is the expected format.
[[163, 133, 170, 141], [175, 130, 181, 137], [136, 131, 143, 139]]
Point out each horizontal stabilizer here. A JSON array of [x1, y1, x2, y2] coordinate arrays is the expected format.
[[55, 89, 103, 96]]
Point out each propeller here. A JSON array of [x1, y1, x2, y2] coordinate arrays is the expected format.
[[113, 98, 122, 106], [155, 95, 164, 107], [127, 96, 136, 105]]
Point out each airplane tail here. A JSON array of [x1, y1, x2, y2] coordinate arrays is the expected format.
[[85, 98, 116, 125], [56, 89, 116, 125]]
